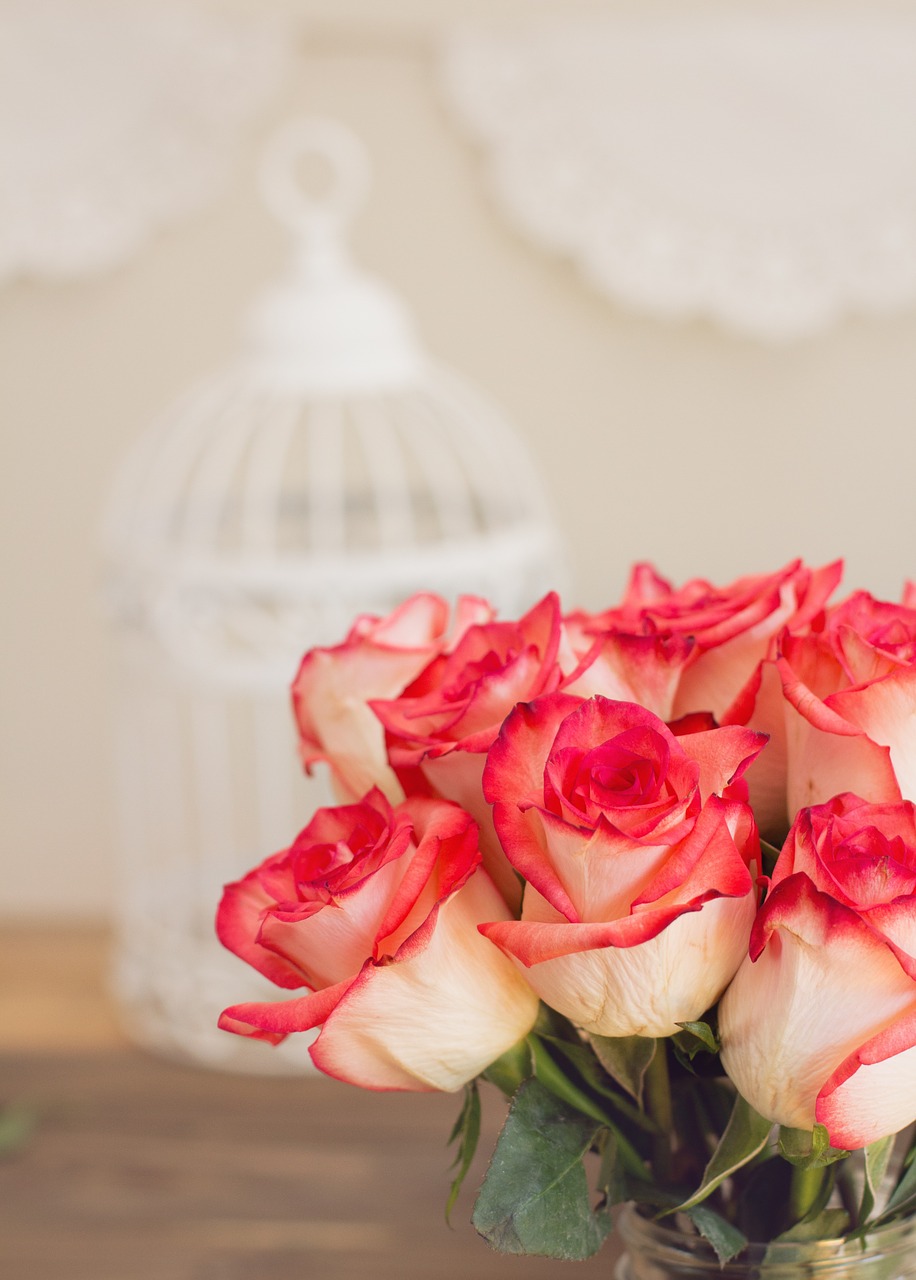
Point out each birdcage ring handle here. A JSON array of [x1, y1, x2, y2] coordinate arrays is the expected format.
[[259, 116, 370, 238]]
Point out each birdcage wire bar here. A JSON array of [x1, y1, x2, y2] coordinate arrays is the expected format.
[[103, 117, 568, 1071]]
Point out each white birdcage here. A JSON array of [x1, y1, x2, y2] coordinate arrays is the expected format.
[[102, 117, 568, 1072]]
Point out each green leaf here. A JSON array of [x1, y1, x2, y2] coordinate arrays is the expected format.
[[472, 1078, 612, 1260], [533, 1003, 581, 1043], [684, 1204, 748, 1264], [859, 1134, 895, 1228], [528, 1035, 616, 1129], [446, 1082, 481, 1224], [670, 1017, 723, 1077], [675, 1093, 773, 1214], [874, 1140, 916, 1225], [595, 1129, 629, 1210], [674, 1021, 720, 1056], [526, 1036, 654, 1181], [759, 839, 783, 877], [778, 1124, 849, 1169], [536, 1034, 657, 1132], [481, 1039, 533, 1098], [589, 1034, 657, 1105], [685, 1076, 737, 1141], [776, 1207, 850, 1243], [736, 1151, 793, 1242]]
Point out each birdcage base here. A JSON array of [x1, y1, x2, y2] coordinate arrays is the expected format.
[[111, 927, 318, 1075]]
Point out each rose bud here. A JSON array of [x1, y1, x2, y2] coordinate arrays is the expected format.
[[719, 793, 916, 1149], [216, 789, 539, 1092], [370, 592, 569, 906], [737, 590, 916, 836], [579, 559, 841, 723], [479, 693, 765, 1038], [292, 592, 493, 803]]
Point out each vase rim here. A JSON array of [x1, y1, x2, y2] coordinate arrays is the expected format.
[[619, 1201, 916, 1266]]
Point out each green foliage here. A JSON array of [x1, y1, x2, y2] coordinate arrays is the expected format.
[[778, 1123, 849, 1169], [527, 1032, 653, 1183], [671, 1017, 722, 1076], [759, 839, 783, 878], [456, 1012, 915, 1263], [735, 1150, 795, 1241], [858, 1134, 896, 1229], [683, 1204, 748, 1264], [446, 1081, 481, 1224], [481, 1038, 532, 1098], [674, 1020, 720, 1057], [874, 1141, 916, 1226], [589, 1033, 657, 1105], [471, 1078, 612, 1260], [526, 1034, 615, 1128], [595, 1129, 629, 1211], [530, 1033, 656, 1133], [774, 1207, 851, 1244], [674, 1093, 773, 1215]]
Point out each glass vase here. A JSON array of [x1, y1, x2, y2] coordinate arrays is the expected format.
[[615, 1204, 916, 1280]]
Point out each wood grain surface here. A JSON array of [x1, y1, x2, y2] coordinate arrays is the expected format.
[[0, 928, 623, 1280]]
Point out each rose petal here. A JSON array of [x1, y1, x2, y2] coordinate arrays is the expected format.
[[676, 724, 768, 802], [310, 872, 539, 1091], [216, 867, 310, 990], [724, 659, 792, 839], [535, 809, 674, 923], [565, 626, 693, 721], [483, 890, 755, 1038], [830, 667, 916, 801], [777, 653, 902, 813], [217, 978, 353, 1044], [259, 855, 406, 990], [720, 876, 916, 1132], [817, 1006, 916, 1148], [374, 797, 480, 958]]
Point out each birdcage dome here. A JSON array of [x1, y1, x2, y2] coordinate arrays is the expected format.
[[104, 118, 566, 689], [102, 118, 568, 1072]]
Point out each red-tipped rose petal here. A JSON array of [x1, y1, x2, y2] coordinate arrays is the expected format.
[[218, 978, 352, 1044], [829, 666, 916, 801], [676, 724, 768, 801], [482, 889, 755, 1038], [310, 873, 539, 1091], [817, 1005, 916, 1148], [216, 869, 310, 990]]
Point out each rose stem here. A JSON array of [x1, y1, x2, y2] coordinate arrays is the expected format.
[[788, 1163, 825, 1225], [644, 1039, 674, 1184]]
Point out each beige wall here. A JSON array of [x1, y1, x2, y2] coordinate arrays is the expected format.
[[3, 27, 916, 918]]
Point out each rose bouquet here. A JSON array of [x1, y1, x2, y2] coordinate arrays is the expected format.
[[216, 561, 916, 1264]]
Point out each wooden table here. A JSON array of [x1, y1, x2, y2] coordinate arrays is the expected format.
[[0, 927, 622, 1280]]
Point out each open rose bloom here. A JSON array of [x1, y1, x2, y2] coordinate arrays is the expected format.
[[217, 562, 916, 1262], [218, 789, 539, 1090], [480, 693, 765, 1037], [719, 793, 916, 1149]]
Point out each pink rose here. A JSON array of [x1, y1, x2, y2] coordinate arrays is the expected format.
[[370, 593, 569, 904], [719, 793, 916, 1149], [479, 693, 765, 1037], [217, 789, 539, 1091], [292, 592, 493, 802], [561, 611, 694, 721], [736, 589, 916, 833], [578, 559, 841, 722]]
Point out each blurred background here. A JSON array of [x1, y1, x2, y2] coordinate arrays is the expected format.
[[3, 2, 916, 1274], [3, 0, 916, 931]]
